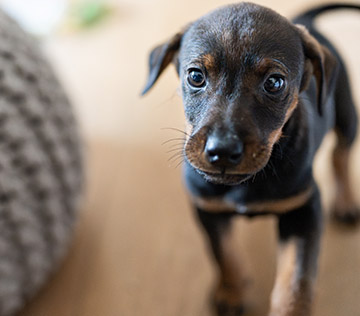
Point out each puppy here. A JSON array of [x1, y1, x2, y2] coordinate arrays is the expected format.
[[142, 3, 360, 315]]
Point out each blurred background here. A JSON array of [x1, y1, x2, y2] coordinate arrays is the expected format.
[[1, 0, 359, 315]]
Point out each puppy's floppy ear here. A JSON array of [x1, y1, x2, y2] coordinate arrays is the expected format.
[[141, 30, 185, 95], [296, 25, 337, 115]]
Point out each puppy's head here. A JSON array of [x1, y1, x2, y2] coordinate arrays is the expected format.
[[143, 2, 336, 185]]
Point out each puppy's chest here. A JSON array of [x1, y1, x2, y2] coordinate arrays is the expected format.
[[188, 186, 312, 215]]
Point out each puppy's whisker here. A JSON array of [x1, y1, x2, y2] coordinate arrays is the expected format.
[[168, 152, 185, 162], [166, 147, 185, 154], [169, 156, 186, 169], [251, 172, 257, 183], [161, 127, 190, 137], [268, 160, 279, 179], [167, 139, 185, 146], [161, 137, 185, 146], [171, 154, 185, 163], [168, 143, 185, 150], [167, 155, 185, 169], [175, 158, 185, 169], [260, 167, 267, 180]]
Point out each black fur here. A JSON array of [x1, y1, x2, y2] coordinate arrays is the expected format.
[[143, 3, 360, 315]]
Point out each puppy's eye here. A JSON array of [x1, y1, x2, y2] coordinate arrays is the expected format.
[[187, 69, 206, 88], [264, 75, 285, 94]]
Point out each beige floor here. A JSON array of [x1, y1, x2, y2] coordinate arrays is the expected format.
[[16, 0, 360, 315]]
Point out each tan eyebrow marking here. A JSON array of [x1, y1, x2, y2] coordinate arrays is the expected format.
[[257, 57, 290, 75], [201, 53, 216, 70]]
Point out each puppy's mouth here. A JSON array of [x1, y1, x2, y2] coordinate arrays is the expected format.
[[193, 168, 252, 185]]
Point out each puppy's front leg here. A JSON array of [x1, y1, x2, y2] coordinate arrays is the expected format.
[[269, 188, 322, 316], [196, 208, 246, 316]]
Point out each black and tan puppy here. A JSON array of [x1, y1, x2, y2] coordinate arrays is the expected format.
[[143, 3, 360, 316]]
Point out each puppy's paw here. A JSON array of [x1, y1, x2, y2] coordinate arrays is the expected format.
[[212, 281, 246, 316], [331, 205, 360, 226]]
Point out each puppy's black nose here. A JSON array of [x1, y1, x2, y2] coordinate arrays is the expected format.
[[204, 132, 243, 169]]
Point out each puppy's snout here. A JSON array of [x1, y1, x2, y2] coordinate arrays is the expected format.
[[204, 131, 243, 169]]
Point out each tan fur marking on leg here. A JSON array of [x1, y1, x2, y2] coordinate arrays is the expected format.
[[332, 145, 358, 216], [215, 229, 246, 306], [269, 239, 314, 316], [270, 239, 297, 315]]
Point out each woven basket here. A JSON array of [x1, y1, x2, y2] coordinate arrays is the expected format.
[[0, 11, 84, 316]]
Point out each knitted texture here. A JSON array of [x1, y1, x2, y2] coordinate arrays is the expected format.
[[0, 11, 83, 316]]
